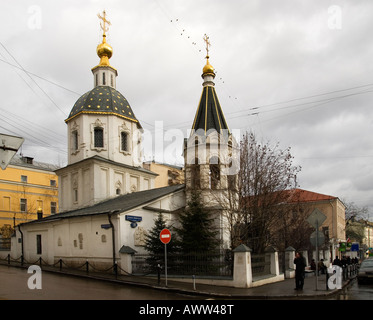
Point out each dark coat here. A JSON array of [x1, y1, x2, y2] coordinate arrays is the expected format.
[[294, 256, 306, 275]]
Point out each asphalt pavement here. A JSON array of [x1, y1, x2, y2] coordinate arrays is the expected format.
[[0, 261, 352, 299]]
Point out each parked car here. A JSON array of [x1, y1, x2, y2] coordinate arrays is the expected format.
[[357, 258, 373, 284]]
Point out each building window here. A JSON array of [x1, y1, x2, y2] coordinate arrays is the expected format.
[[50, 180, 56, 187], [102, 72, 106, 85], [94, 127, 104, 148], [121, 131, 129, 152], [111, 74, 114, 87], [20, 198, 27, 212], [116, 188, 121, 195], [21, 175, 27, 183], [209, 157, 220, 189], [72, 130, 78, 151], [95, 74, 98, 86], [51, 202, 57, 214], [73, 189, 78, 203], [191, 158, 200, 189], [36, 234, 42, 255]]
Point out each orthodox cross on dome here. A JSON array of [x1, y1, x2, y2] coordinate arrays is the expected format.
[[203, 34, 211, 58], [97, 10, 111, 36]]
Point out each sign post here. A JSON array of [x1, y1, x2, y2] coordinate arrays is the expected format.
[[159, 228, 171, 287], [307, 208, 327, 291]]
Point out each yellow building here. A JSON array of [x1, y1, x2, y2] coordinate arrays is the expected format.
[[0, 155, 59, 235], [143, 161, 184, 188]]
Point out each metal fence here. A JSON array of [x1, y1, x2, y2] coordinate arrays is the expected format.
[[0, 238, 11, 250], [251, 253, 271, 276], [132, 250, 233, 278]]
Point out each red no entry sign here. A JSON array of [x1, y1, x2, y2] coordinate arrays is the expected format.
[[160, 228, 171, 244]]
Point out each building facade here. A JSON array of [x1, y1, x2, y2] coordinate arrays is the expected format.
[[0, 155, 59, 231], [143, 161, 184, 188], [56, 15, 156, 212]]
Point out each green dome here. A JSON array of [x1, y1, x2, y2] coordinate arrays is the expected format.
[[66, 86, 140, 126]]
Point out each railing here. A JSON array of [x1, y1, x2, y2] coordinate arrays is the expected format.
[[0, 254, 129, 278], [0, 238, 11, 251], [132, 250, 233, 278], [251, 253, 270, 276]]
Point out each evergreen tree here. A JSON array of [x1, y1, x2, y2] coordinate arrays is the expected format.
[[144, 212, 176, 256], [175, 192, 220, 254]]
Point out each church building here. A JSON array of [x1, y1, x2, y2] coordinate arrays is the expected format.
[[10, 13, 236, 272]]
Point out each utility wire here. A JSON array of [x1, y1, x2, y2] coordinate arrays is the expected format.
[[0, 42, 68, 117]]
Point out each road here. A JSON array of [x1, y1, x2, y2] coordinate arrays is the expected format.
[[0, 264, 200, 300], [336, 278, 373, 300]]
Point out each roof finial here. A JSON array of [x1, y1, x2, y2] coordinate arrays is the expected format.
[[96, 10, 113, 67], [97, 10, 111, 37], [203, 33, 211, 59], [202, 34, 215, 77]]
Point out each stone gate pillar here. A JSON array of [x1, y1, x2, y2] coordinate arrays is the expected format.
[[232, 244, 252, 288], [265, 246, 280, 276], [284, 246, 296, 278]]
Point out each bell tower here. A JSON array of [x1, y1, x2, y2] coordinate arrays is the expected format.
[[184, 35, 238, 206]]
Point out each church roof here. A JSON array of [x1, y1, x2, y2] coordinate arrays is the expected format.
[[191, 85, 229, 134], [65, 86, 141, 127], [22, 184, 185, 224]]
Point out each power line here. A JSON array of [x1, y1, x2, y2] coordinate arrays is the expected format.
[[0, 42, 68, 117], [0, 57, 81, 96]]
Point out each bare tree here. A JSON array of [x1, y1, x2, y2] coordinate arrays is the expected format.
[[238, 132, 302, 253], [343, 200, 367, 243]]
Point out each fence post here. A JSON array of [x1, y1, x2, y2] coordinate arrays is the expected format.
[[265, 246, 280, 276], [232, 244, 252, 288], [284, 246, 296, 279], [114, 261, 118, 279]]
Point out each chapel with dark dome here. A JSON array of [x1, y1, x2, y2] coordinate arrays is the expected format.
[[56, 11, 156, 212]]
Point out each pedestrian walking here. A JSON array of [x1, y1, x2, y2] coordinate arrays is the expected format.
[[294, 251, 306, 290]]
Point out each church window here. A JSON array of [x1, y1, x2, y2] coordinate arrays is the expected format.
[[95, 74, 98, 86], [73, 189, 78, 203], [191, 158, 200, 189], [209, 157, 220, 189], [227, 159, 237, 190], [116, 188, 121, 195], [121, 131, 129, 152], [102, 72, 106, 85], [72, 130, 78, 151], [94, 127, 104, 148], [111, 74, 114, 87]]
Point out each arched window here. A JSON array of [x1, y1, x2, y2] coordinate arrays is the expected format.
[[72, 130, 78, 151], [102, 72, 106, 85], [191, 158, 200, 189], [209, 156, 220, 189], [94, 127, 104, 148], [121, 131, 129, 152]]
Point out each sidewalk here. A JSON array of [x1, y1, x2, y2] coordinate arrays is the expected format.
[[49, 268, 351, 300], [114, 273, 351, 299], [0, 261, 351, 299]]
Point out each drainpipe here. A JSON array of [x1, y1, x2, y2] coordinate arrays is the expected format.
[[107, 210, 119, 267], [18, 224, 24, 259]]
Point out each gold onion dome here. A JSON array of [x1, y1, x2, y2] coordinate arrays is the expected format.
[[203, 55, 215, 76], [97, 35, 113, 66]]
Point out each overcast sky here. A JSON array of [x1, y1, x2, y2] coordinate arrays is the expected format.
[[1, 0, 373, 218]]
